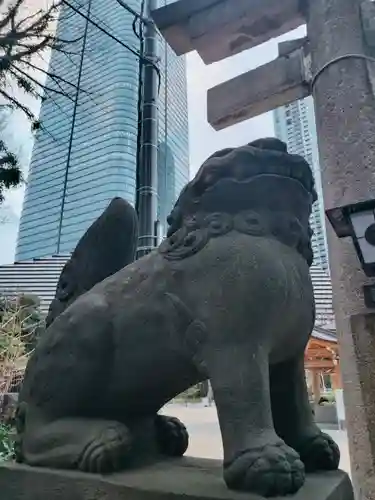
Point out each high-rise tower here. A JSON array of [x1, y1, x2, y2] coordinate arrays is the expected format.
[[273, 96, 329, 271], [16, 0, 189, 261]]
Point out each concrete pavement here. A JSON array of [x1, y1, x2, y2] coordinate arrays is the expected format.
[[161, 403, 351, 477]]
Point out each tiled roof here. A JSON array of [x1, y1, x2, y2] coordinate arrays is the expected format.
[[0, 255, 69, 314], [0, 258, 335, 329], [312, 324, 337, 342]]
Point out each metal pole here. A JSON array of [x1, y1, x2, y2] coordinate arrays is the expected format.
[[136, 0, 159, 259], [307, 0, 375, 496]]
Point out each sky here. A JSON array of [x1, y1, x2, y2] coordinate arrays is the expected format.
[[0, 21, 306, 265]]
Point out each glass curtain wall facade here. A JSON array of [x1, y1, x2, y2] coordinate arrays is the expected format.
[[157, 1, 189, 237], [273, 97, 329, 271], [16, 0, 189, 261]]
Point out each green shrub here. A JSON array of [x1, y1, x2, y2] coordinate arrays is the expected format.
[[0, 423, 14, 461]]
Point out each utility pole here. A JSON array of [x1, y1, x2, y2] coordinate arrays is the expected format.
[[136, 0, 159, 259], [151, 0, 375, 497]]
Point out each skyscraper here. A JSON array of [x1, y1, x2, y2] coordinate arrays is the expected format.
[[273, 97, 329, 271], [16, 0, 189, 261]]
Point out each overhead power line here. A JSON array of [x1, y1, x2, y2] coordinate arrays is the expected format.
[[60, 0, 161, 84], [61, 0, 161, 258], [114, 0, 151, 25]]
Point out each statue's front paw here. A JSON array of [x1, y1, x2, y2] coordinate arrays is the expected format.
[[155, 415, 189, 457], [224, 441, 305, 497], [298, 432, 340, 472], [78, 423, 133, 473]]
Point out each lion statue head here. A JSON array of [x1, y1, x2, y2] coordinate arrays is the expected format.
[[164, 138, 317, 266]]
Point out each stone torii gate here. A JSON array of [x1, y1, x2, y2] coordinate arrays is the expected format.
[[152, 1, 375, 498]]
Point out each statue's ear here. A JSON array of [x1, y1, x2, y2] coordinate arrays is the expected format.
[[249, 138, 288, 153], [46, 198, 138, 327]]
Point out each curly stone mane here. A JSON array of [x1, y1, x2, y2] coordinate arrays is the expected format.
[[166, 138, 317, 238]]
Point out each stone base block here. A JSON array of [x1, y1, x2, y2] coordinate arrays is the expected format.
[[0, 457, 354, 500]]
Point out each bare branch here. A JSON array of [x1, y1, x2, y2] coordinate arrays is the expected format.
[[11, 63, 75, 101], [8, 67, 44, 100], [0, 0, 82, 161], [1, 36, 52, 65], [0, 0, 22, 31], [15, 8, 44, 30], [0, 88, 35, 121], [19, 58, 82, 93]]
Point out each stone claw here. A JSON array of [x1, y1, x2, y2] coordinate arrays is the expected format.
[[77, 423, 133, 473], [298, 432, 340, 472], [155, 415, 189, 457], [224, 441, 305, 497]]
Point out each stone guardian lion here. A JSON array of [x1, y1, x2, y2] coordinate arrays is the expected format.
[[15, 138, 340, 497]]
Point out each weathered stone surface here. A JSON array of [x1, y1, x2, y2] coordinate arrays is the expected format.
[[46, 197, 138, 327], [15, 139, 345, 496], [0, 458, 354, 500], [151, 0, 304, 64], [207, 46, 309, 130], [308, 1, 375, 497]]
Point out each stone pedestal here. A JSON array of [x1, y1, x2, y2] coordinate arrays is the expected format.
[[0, 457, 354, 500]]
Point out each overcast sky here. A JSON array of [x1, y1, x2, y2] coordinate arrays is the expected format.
[[0, 26, 305, 265]]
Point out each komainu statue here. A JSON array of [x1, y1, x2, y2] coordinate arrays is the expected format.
[[15, 138, 340, 497]]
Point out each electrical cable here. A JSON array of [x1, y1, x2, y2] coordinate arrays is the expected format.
[[60, 0, 161, 82], [63, 0, 160, 93], [60, 0, 161, 245], [30, 0, 152, 134], [57, 0, 93, 253], [311, 53, 375, 89], [112, 0, 160, 92], [132, 16, 141, 40], [71, 0, 141, 54], [114, 0, 151, 25]]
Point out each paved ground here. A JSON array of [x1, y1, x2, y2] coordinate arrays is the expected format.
[[161, 403, 351, 477]]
